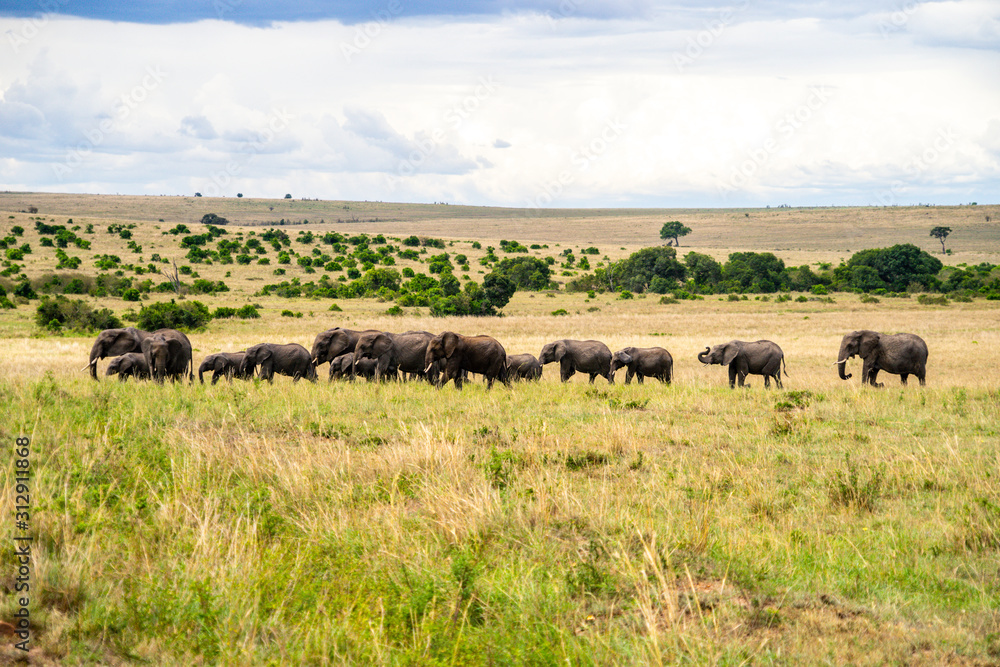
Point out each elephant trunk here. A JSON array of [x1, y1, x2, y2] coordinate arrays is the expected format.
[[87, 344, 102, 380], [697, 347, 711, 365], [837, 341, 852, 380]]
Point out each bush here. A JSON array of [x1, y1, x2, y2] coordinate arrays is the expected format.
[[236, 304, 260, 319], [122, 288, 141, 302], [35, 296, 122, 332], [136, 300, 212, 331]]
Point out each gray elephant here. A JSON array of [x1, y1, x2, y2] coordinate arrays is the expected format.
[[329, 352, 392, 382], [506, 353, 542, 381], [140, 330, 194, 383], [198, 352, 248, 384], [424, 331, 507, 389], [105, 353, 150, 382], [84, 327, 152, 379], [539, 339, 613, 384], [611, 346, 673, 384], [354, 330, 434, 382], [698, 340, 786, 388], [311, 327, 380, 378], [241, 343, 317, 382], [837, 330, 927, 386]]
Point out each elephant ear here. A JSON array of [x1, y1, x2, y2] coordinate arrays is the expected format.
[[859, 331, 880, 358], [443, 332, 459, 358], [373, 334, 393, 357], [553, 341, 566, 361], [722, 342, 741, 366]]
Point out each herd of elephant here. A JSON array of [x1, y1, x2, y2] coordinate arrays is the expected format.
[[84, 326, 930, 389]]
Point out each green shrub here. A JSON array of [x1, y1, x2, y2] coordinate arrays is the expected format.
[[551, 308, 569, 316], [236, 304, 260, 319], [212, 306, 238, 318], [35, 296, 122, 332], [136, 300, 212, 331]]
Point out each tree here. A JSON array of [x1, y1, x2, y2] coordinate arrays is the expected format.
[[930, 226, 952, 254], [659, 221, 692, 246], [284, 194, 292, 199]]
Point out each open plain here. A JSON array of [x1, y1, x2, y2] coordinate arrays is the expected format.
[[1, 194, 999, 664]]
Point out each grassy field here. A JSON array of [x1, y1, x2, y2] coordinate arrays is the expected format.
[[1, 195, 999, 664]]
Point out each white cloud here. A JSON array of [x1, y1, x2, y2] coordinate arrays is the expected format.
[[0, 6, 997, 205]]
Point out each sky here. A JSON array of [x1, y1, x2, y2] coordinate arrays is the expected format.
[[1, 1, 998, 208]]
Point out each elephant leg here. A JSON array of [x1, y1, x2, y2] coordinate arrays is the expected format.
[[560, 361, 574, 383], [728, 365, 738, 388], [636, 373, 644, 385], [737, 371, 747, 387], [211, 370, 221, 385], [588, 373, 596, 384], [774, 372, 782, 389], [625, 370, 634, 385], [900, 373, 909, 385]]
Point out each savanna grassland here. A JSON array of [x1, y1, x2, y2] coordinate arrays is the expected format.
[[1, 194, 999, 665]]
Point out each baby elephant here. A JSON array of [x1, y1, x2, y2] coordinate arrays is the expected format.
[[199, 351, 248, 384], [698, 340, 786, 388], [506, 353, 542, 381], [106, 353, 150, 382], [611, 347, 673, 384]]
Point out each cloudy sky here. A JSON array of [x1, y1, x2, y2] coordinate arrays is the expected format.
[[1, 1, 998, 208]]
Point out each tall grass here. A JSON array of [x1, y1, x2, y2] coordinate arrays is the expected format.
[[2, 362, 1000, 663]]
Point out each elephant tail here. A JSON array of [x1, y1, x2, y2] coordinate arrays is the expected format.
[[782, 356, 789, 377]]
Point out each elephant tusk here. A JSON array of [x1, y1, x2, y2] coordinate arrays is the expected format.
[[81, 362, 95, 371], [424, 364, 433, 373], [833, 357, 851, 365]]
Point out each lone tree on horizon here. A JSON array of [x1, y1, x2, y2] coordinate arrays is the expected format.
[[660, 221, 692, 246], [930, 226, 952, 254]]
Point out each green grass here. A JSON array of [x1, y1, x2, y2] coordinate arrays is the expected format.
[[3, 374, 1000, 664]]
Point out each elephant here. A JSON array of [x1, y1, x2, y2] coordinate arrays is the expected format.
[[837, 330, 927, 387], [539, 339, 613, 384], [611, 346, 673, 384], [354, 330, 435, 382], [506, 353, 542, 381], [105, 353, 150, 382], [140, 329, 194, 383], [698, 340, 786, 388], [240, 343, 317, 383], [85, 327, 152, 379], [311, 327, 380, 378], [424, 331, 508, 389], [329, 353, 393, 382], [198, 352, 248, 384]]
